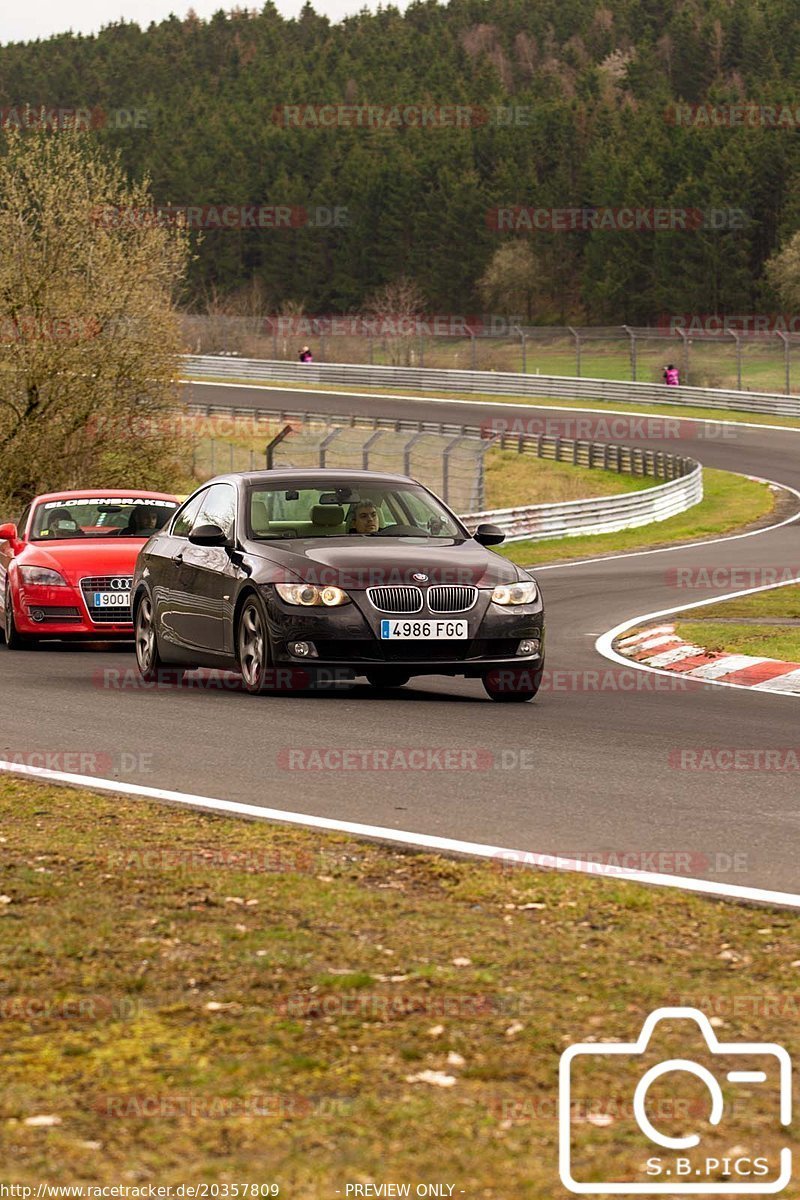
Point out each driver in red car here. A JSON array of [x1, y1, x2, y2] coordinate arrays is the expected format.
[[45, 508, 84, 538]]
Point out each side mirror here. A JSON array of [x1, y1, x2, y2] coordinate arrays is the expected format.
[[0, 522, 19, 546], [474, 523, 505, 547], [188, 523, 229, 547]]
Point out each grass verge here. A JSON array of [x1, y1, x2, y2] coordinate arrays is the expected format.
[[1, 776, 798, 1192], [674, 584, 800, 661], [485, 450, 653, 507], [499, 469, 775, 566]]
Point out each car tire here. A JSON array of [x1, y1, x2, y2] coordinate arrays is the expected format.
[[481, 665, 542, 703], [237, 593, 274, 695], [365, 670, 411, 689], [134, 590, 169, 683], [3, 585, 33, 650]]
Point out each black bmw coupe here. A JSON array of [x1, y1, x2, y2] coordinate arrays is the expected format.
[[132, 469, 545, 701]]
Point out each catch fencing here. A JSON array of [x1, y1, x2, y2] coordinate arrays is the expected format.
[[182, 318, 800, 393], [181, 354, 800, 419], [187, 401, 702, 543]]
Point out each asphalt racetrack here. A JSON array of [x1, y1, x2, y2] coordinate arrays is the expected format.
[[2, 381, 800, 896]]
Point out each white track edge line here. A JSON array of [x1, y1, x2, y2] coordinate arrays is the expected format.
[[531, 478, 800, 571], [2, 760, 799, 909], [596, 573, 800, 697], [184, 378, 800, 436]]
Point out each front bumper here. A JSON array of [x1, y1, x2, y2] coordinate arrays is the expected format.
[[261, 586, 544, 678], [14, 584, 133, 638]]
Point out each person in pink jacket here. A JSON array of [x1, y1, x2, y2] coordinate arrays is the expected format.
[[662, 363, 680, 385]]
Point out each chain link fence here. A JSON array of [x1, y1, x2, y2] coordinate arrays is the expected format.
[[187, 410, 491, 510], [186, 404, 701, 542], [182, 316, 800, 394]]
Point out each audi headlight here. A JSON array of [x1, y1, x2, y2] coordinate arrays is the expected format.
[[19, 566, 68, 587], [491, 580, 538, 606], [275, 583, 351, 607]]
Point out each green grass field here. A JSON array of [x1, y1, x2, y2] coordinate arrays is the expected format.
[[500, 468, 774, 566], [485, 450, 653, 508], [1, 775, 798, 1193], [675, 584, 800, 661]]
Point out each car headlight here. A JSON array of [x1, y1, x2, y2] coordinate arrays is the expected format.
[[491, 580, 538, 606], [275, 583, 351, 607], [19, 566, 68, 587]]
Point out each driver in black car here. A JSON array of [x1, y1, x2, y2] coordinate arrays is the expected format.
[[350, 501, 381, 534]]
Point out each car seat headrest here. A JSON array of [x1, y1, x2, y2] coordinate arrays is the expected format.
[[310, 504, 345, 527]]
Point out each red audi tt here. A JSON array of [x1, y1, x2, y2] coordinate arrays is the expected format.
[[0, 489, 179, 647]]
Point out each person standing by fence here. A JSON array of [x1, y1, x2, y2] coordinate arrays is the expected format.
[[662, 363, 679, 385], [299, 346, 313, 363]]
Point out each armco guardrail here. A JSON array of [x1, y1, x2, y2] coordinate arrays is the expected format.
[[463, 468, 702, 542], [182, 354, 800, 418], [185, 400, 703, 544]]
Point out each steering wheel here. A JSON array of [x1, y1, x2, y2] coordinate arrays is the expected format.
[[374, 524, 429, 537]]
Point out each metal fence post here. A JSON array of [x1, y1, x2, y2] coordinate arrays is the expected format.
[[623, 325, 636, 381], [470, 332, 476, 371], [679, 330, 689, 386], [319, 426, 342, 467], [473, 439, 496, 510], [568, 326, 581, 376], [442, 435, 465, 505], [734, 331, 743, 391], [519, 328, 527, 374], [264, 424, 294, 469], [362, 429, 386, 470], [403, 431, 428, 477], [778, 331, 790, 394]]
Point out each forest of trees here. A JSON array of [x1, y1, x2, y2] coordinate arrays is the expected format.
[[2, 0, 800, 323]]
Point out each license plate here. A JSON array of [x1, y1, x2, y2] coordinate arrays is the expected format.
[[93, 591, 131, 608], [380, 619, 468, 640]]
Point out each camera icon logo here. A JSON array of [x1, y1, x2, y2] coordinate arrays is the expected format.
[[559, 1007, 792, 1194]]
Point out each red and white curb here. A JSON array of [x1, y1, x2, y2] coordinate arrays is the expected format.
[[616, 625, 800, 693]]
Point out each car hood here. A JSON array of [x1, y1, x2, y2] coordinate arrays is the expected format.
[[16, 540, 147, 584], [246, 537, 524, 588]]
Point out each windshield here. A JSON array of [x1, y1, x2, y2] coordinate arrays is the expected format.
[[247, 482, 464, 540], [31, 497, 178, 541]]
